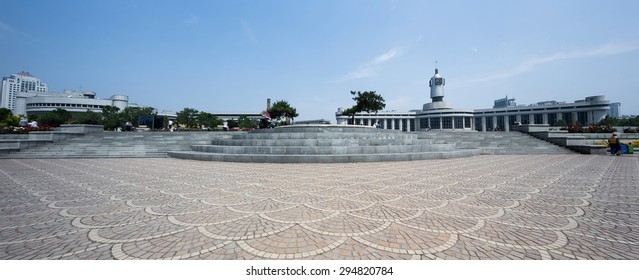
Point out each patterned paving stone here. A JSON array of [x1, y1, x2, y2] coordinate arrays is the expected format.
[[0, 155, 638, 259]]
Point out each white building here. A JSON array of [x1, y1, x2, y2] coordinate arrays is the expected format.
[[1, 71, 131, 116], [336, 68, 612, 131], [1, 71, 48, 111], [17, 89, 129, 116]]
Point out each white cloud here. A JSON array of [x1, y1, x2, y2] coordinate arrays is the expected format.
[[461, 43, 638, 85], [240, 20, 257, 43], [334, 48, 403, 82], [372, 48, 400, 64], [470, 47, 478, 53]]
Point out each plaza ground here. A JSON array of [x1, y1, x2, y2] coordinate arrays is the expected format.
[[1, 155, 637, 260]]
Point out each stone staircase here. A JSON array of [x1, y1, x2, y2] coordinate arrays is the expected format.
[[0, 132, 232, 159], [0, 127, 574, 160], [168, 126, 482, 163], [415, 131, 574, 155]]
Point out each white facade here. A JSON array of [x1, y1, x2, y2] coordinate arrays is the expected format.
[[1, 72, 132, 116], [1, 72, 48, 111], [16, 89, 129, 116], [474, 95, 611, 132], [336, 68, 612, 132]]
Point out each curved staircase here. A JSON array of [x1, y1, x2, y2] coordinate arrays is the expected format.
[[168, 125, 481, 163]]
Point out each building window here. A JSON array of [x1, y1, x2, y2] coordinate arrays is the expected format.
[[431, 117, 441, 129], [401, 119, 407, 131], [534, 114, 543, 124], [410, 119, 416, 131], [464, 117, 471, 128], [420, 118, 429, 129], [562, 112, 572, 124], [497, 116, 505, 130], [475, 117, 482, 131], [454, 117, 463, 129], [578, 111, 588, 125], [485, 117, 494, 130], [548, 113, 558, 126], [521, 114, 530, 125], [442, 117, 452, 129]]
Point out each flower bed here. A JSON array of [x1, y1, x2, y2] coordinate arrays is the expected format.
[[0, 126, 54, 134]]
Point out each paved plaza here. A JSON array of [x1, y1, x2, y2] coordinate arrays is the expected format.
[[1, 155, 638, 260]]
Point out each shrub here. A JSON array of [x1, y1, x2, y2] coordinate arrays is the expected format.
[[74, 110, 103, 125], [39, 112, 66, 127], [565, 124, 615, 133]]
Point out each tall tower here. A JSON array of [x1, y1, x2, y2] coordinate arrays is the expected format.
[[423, 68, 453, 111], [429, 68, 445, 102]]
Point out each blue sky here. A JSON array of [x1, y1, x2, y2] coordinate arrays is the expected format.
[[1, 0, 638, 121]]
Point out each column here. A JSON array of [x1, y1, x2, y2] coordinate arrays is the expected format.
[[481, 116, 486, 132], [543, 113, 548, 125], [516, 114, 522, 123], [505, 118, 510, 132], [439, 118, 443, 130], [399, 119, 403, 131], [384, 119, 388, 129], [571, 112, 578, 125], [492, 116, 497, 130], [391, 118, 395, 130], [529, 113, 535, 125]]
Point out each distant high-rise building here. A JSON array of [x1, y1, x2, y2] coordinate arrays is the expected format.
[[493, 96, 517, 108], [1, 71, 48, 112], [608, 102, 621, 118]]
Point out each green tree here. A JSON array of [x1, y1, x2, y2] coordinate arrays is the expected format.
[[39, 112, 65, 127], [102, 106, 123, 131], [198, 112, 222, 129], [121, 106, 156, 127], [176, 107, 199, 129], [75, 110, 103, 125], [598, 116, 619, 127], [553, 119, 568, 127], [238, 115, 257, 129], [0, 108, 19, 126], [51, 108, 72, 123], [341, 91, 386, 124], [267, 100, 299, 125]]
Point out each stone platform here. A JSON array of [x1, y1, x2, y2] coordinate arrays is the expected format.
[[168, 125, 481, 163], [1, 155, 638, 260]]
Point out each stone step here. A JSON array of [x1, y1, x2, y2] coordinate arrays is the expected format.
[[231, 132, 418, 140], [167, 149, 481, 163], [190, 143, 455, 155], [210, 138, 434, 146]]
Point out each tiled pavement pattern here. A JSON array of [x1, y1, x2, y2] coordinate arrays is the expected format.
[[1, 155, 637, 260]]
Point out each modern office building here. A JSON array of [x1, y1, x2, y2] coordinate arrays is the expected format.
[[336, 68, 612, 132], [608, 102, 621, 118], [1, 71, 48, 111]]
